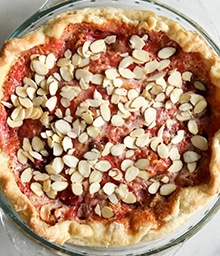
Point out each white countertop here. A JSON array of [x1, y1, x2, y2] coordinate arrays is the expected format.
[[0, 0, 220, 255]]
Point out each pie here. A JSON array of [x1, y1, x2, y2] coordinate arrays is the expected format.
[[0, 7, 220, 247]]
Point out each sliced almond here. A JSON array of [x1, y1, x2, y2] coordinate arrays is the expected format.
[[148, 181, 160, 194], [95, 160, 111, 172], [160, 183, 177, 196], [191, 135, 208, 151], [72, 183, 83, 195], [90, 39, 106, 53], [183, 151, 201, 163], [63, 154, 79, 168], [30, 182, 44, 197], [21, 168, 33, 183], [158, 47, 176, 59], [89, 182, 101, 194], [188, 119, 199, 135], [101, 206, 115, 219], [51, 181, 68, 191], [103, 182, 116, 195], [110, 143, 126, 156], [125, 166, 139, 182], [168, 160, 183, 173]]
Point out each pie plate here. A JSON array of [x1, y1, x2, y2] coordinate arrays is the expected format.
[[0, 0, 220, 255]]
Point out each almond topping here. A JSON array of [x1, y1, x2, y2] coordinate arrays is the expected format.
[[158, 47, 176, 59], [148, 181, 160, 194], [103, 182, 116, 195], [110, 144, 126, 156], [191, 135, 208, 151], [101, 206, 115, 219], [72, 183, 83, 195], [89, 182, 101, 194], [21, 168, 33, 183], [168, 160, 183, 173], [160, 184, 177, 196], [90, 39, 106, 53], [51, 181, 68, 191], [183, 151, 201, 163], [125, 166, 139, 182], [95, 160, 111, 172], [78, 160, 91, 177], [63, 155, 79, 168], [30, 182, 44, 197]]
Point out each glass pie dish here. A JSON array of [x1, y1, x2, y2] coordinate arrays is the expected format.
[[0, 0, 220, 255]]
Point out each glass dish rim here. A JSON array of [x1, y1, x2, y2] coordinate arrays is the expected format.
[[1, 0, 220, 255]]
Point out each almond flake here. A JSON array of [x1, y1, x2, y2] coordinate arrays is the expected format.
[[21, 168, 33, 183], [130, 96, 146, 109], [157, 143, 169, 158], [134, 159, 150, 170], [169, 147, 180, 161], [108, 168, 123, 181], [89, 182, 101, 194], [89, 170, 103, 183], [93, 116, 105, 127], [111, 143, 126, 156], [168, 160, 183, 173], [45, 96, 57, 112], [103, 182, 116, 195], [148, 181, 160, 194], [136, 133, 150, 148], [160, 183, 177, 196], [105, 68, 119, 80], [101, 206, 115, 219], [87, 126, 100, 138], [32, 60, 49, 75], [62, 136, 73, 152], [194, 81, 206, 91], [144, 60, 159, 74], [132, 49, 149, 63], [78, 160, 91, 177], [34, 173, 49, 181], [187, 162, 197, 173], [72, 183, 83, 195], [105, 35, 117, 44], [187, 119, 199, 135], [121, 159, 134, 172], [100, 104, 111, 122], [83, 150, 99, 161], [125, 166, 139, 182], [182, 71, 193, 81], [98, 142, 112, 157], [122, 192, 136, 204], [123, 136, 137, 149], [51, 181, 68, 191], [61, 66, 74, 81], [144, 107, 157, 126], [55, 119, 72, 135], [63, 155, 79, 168], [32, 136, 44, 151], [45, 53, 56, 69], [18, 97, 33, 109], [129, 35, 145, 49], [171, 130, 185, 144], [118, 68, 135, 79], [70, 171, 84, 183], [30, 182, 44, 197], [193, 100, 207, 114], [168, 70, 182, 87], [95, 160, 111, 172], [111, 114, 124, 126], [158, 47, 176, 59], [191, 135, 208, 151], [90, 39, 106, 53]]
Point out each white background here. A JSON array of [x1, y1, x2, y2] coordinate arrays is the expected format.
[[0, 0, 220, 255]]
